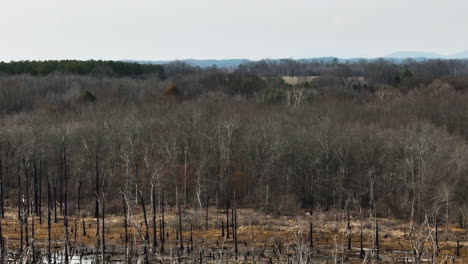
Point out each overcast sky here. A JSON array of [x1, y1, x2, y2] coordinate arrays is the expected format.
[[1, 0, 467, 61]]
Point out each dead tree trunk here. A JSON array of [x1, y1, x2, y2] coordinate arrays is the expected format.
[[47, 180, 52, 262], [33, 158, 39, 216], [77, 180, 83, 217], [38, 159, 43, 225], [0, 157, 4, 219], [310, 221, 314, 248], [347, 210, 351, 250], [17, 157, 23, 253], [62, 144, 70, 264], [221, 221, 224, 237], [160, 188, 165, 253], [205, 192, 210, 230], [151, 185, 157, 252], [226, 199, 230, 238], [101, 194, 106, 264], [375, 220, 379, 260], [139, 191, 150, 262], [359, 216, 364, 259], [435, 219, 439, 254], [178, 203, 184, 251], [234, 203, 238, 255], [95, 150, 100, 219], [121, 189, 128, 243], [190, 223, 193, 253]]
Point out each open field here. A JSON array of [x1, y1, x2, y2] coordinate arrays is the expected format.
[[0, 207, 466, 263]]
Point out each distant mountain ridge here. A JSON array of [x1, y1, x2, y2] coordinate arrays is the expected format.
[[386, 50, 468, 59], [124, 51, 468, 68]]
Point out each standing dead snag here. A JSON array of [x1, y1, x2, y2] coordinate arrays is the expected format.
[[359, 214, 364, 259], [62, 143, 70, 264], [234, 202, 238, 255], [347, 210, 351, 250], [435, 219, 439, 254], [151, 185, 157, 252], [139, 190, 150, 262], [375, 220, 379, 260], [120, 189, 128, 243], [310, 221, 314, 248], [160, 188, 165, 253], [0, 156, 4, 219], [95, 149, 100, 219], [17, 157, 23, 253], [47, 180, 52, 262], [178, 203, 184, 251], [221, 221, 224, 237], [190, 223, 193, 252], [205, 191, 210, 230], [38, 159, 43, 225], [101, 194, 106, 263], [226, 199, 230, 238]]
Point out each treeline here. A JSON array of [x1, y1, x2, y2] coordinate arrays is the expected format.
[[0, 74, 467, 226], [0, 60, 165, 78], [0, 58, 467, 226]]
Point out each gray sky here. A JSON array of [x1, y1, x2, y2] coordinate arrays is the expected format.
[[1, 0, 467, 61]]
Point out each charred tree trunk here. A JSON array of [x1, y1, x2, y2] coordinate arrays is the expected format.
[[151, 185, 157, 252], [435, 219, 439, 254], [47, 180, 52, 262], [101, 194, 106, 264], [189, 223, 193, 253], [33, 158, 39, 216], [82, 219, 86, 236], [234, 203, 238, 255], [310, 221, 314, 248], [77, 180, 83, 217], [178, 203, 184, 251], [221, 221, 224, 237], [63, 143, 69, 264], [121, 189, 128, 243], [205, 192, 210, 230], [95, 151, 100, 218], [226, 199, 230, 238], [23, 157, 30, 217], [347, 210, 352, 250], [17, 158, 23, 253], [161, 188, 165, 243], [359, 216, 364, 259], [375, 220, 379, 260], [0, 157, 4, 219], [38, 159, 43, 225], [139, 191, 150, 262], [53, 175, 57, 223]]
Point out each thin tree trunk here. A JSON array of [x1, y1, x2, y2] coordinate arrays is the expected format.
[[151, 185, 157, 252], [101, 194, 106, 263], [205, 192, 210, 230], [0, 157, 4, 219], [310, 221, 314, 248], [63, 144, 69, 264], [375, 220, 379, 260], [178, 203, 184, 251], [139, 191, 150, 262], [226, 199, 230, 238], [347, 210, 351, 250], [47, 181, 52, 262]]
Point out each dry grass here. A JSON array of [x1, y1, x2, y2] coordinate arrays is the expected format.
[[0, 208, 466, 263]]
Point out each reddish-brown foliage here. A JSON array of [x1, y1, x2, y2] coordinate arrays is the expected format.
[[163, 84, 180, 97]]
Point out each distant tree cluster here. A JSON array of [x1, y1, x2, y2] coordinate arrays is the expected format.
[[0, 60, 165, 78]]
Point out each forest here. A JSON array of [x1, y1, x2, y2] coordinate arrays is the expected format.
[[0, 59, 467, 263]]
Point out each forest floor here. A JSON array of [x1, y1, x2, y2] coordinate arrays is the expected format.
[[0, 207, 466, 263]]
